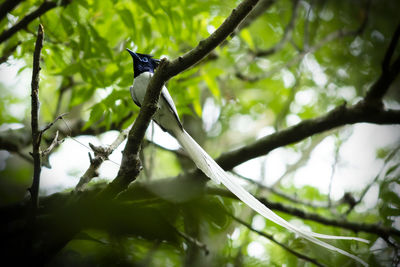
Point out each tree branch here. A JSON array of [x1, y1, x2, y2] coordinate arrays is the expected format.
[[41, 130, 63, 158], [38, 112, 68, 141], [208, 187, 400, 238], [0, 0, 24, 22], [345, 145, 400, 215], [29, 24, 44, 212], [74, 127, 129, 191], [101, 0, 260, 198], [382, 21, 400, 72], [0, 0, 72, 44], [216, 102, 400, 171]]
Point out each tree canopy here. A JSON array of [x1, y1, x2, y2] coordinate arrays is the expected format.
[[0, 0, 400, 266]]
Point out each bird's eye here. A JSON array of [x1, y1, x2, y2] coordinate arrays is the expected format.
[[142, 57, 148, 62]]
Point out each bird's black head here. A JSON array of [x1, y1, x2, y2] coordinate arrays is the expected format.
[[126, 48, 160, 78]]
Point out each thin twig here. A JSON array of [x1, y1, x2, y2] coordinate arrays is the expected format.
[[41, 131, 64, 157], [382, 22, 400, 72], [345, 145, 400, 215], [74, 127, 130, 191], [239, 27, 363, 82], [230, 213, 326, 267], [207, 187, 400, 238], [54, 77, 74, 117], [29, 24, 44, 212], [236, 0, 276, 33], [38, 112, 68, 141], [176, 229, 209, 255], [253, 0, 300, 57], [271, 131, 331, 189], [274, 74, 301, 130], [239, 7, 369, 82], [303, 0, 315, 51], [16, 151, 34, 163]]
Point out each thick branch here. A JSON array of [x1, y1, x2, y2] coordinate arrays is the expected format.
[[29, 24, 44, 212], [216, 102, 400, 170], [0, 0, 71, 44], [102, 0, 260, 198]]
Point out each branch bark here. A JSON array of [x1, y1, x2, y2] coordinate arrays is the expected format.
[[216, 102, 400, 171], [75, 127, 129, 191], [29, 24, 44, 212]]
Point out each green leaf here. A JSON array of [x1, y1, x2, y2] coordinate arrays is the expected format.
[[203, 72, 220, 99], [240, 29, 255, 50], [381, 205, 400, 217], [136, 0, 154, 16], [84, 103, 105, 130], [386, 163, 400, 177], [60, 15, 74, 35], [118, 8, 136, 31], [78, 24, 91, 57], [61, 63, 80, 76]]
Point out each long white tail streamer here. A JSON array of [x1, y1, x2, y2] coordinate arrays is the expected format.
[[174, 128, 369, 266]]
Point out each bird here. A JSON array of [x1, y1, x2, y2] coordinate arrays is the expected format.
[[126, 48, 369, 266]]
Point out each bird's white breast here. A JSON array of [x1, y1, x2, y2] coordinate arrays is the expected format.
[[131, 72, 152, 105], [130, 71, 181, 132]]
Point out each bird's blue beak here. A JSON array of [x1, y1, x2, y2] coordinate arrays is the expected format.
[[126, 48, 140, 60]]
